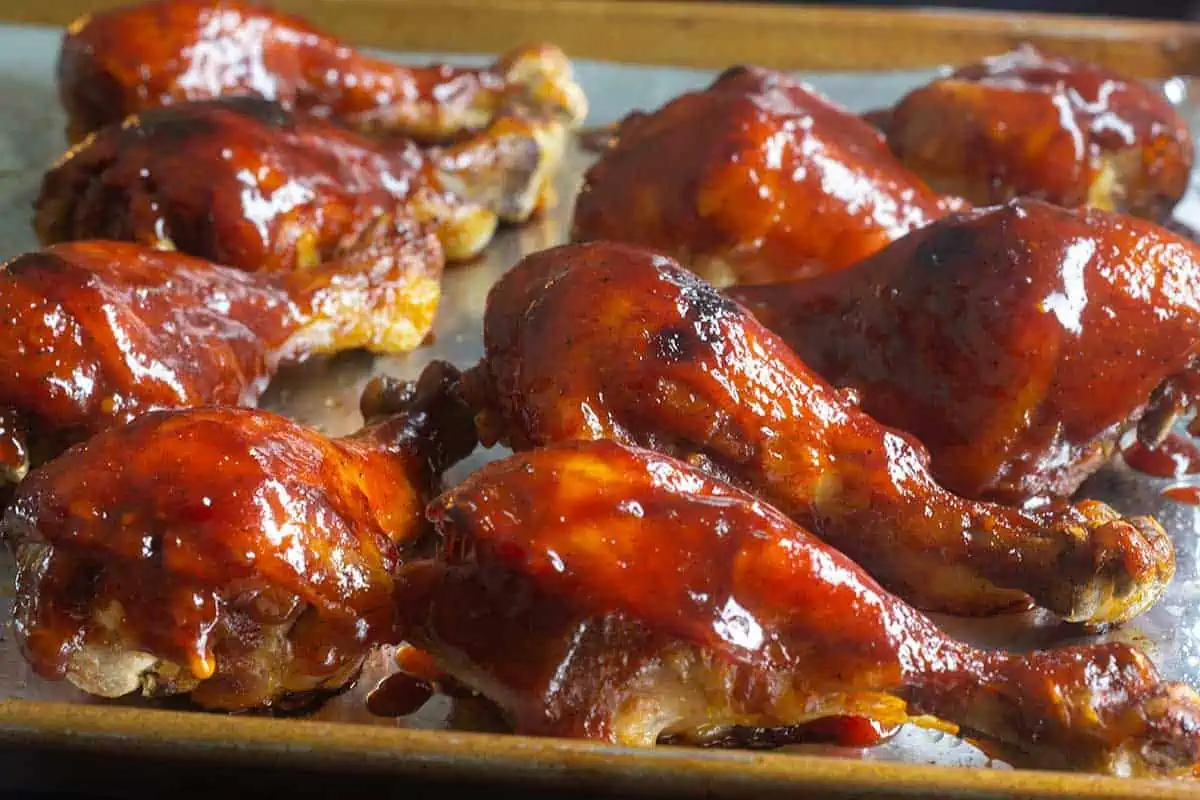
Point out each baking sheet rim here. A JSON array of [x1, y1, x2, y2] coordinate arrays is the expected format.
[[0, 698, 1188, 797]]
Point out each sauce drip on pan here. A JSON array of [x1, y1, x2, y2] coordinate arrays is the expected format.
[[366, 672, 434, 717], [1162, 484, 1200, 505], [1122, 434, 1200, 478], [797, 716, 900, 747]]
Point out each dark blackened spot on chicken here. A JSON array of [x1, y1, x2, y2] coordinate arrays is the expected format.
[[657, 264, 739, 351], [135, 97, 295, 143], [654, 326, 697, 364], [133, 107, 221, 143], [664, 264, 738, 319], [911, 215, 1003, 281], [209, 96, 297, 130], [683, 282, 738, 322], [683, 288, 737, 350]]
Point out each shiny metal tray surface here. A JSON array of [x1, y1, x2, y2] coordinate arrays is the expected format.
[[1, 19, 1200, 789]]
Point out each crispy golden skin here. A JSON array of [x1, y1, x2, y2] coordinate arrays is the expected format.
[[884, 46, 1193, 219], [461, 241, 1173, 623], [57, 0, 587, 142], [37, 96, 566, 267], [730, 199, 1200, 503], [0, 237, 441, 491], [572, 66, 957, 285], [402, 440, 1200, 776], [4, 363, 475, 710]]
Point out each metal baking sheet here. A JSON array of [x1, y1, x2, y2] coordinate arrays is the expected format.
[[1, 19, 1199, 776]]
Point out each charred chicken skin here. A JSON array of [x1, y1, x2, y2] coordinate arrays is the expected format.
[[883, 46, 1193, 220], [36, 95, 565, 266], [58, 0, 587, 143], [572, 66, 958, 285], [400, 440, 1200, 776], [729, 199, 1200, 503], [0, 237, 441, 494], [4, 362, 475, 710], [461, 242, 1173, 623]]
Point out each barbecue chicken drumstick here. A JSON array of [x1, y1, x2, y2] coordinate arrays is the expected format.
[[37, 96, 565, 266], [572, 66, 958, 285], [58, 0, 587, 143], [881, 46, 1192, 219], [400, 440, 1200, 776], [461, 242, 1172, 623], [0, 236, 440, 495], [730, 199, 1200, 503], [4, 363, 475, 710]]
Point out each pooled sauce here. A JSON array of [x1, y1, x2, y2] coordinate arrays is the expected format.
[[798, 716, 900, 747], [1121, 434, 1200, 478], [1162, 484, 1200, 505], [365, 672, 433, 717]]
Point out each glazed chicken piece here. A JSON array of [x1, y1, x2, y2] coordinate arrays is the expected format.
[[0, 236, 441, 495], [572, 66, 959, 285], [400, 440, 1200, 776], [58, 0, 587, 143], [729, 199, 1200, 504], [36, 95, 565, 266], [883, 46, 1193, 220], [4, 361, 476, 710], [461, 242, 1173, 623]]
